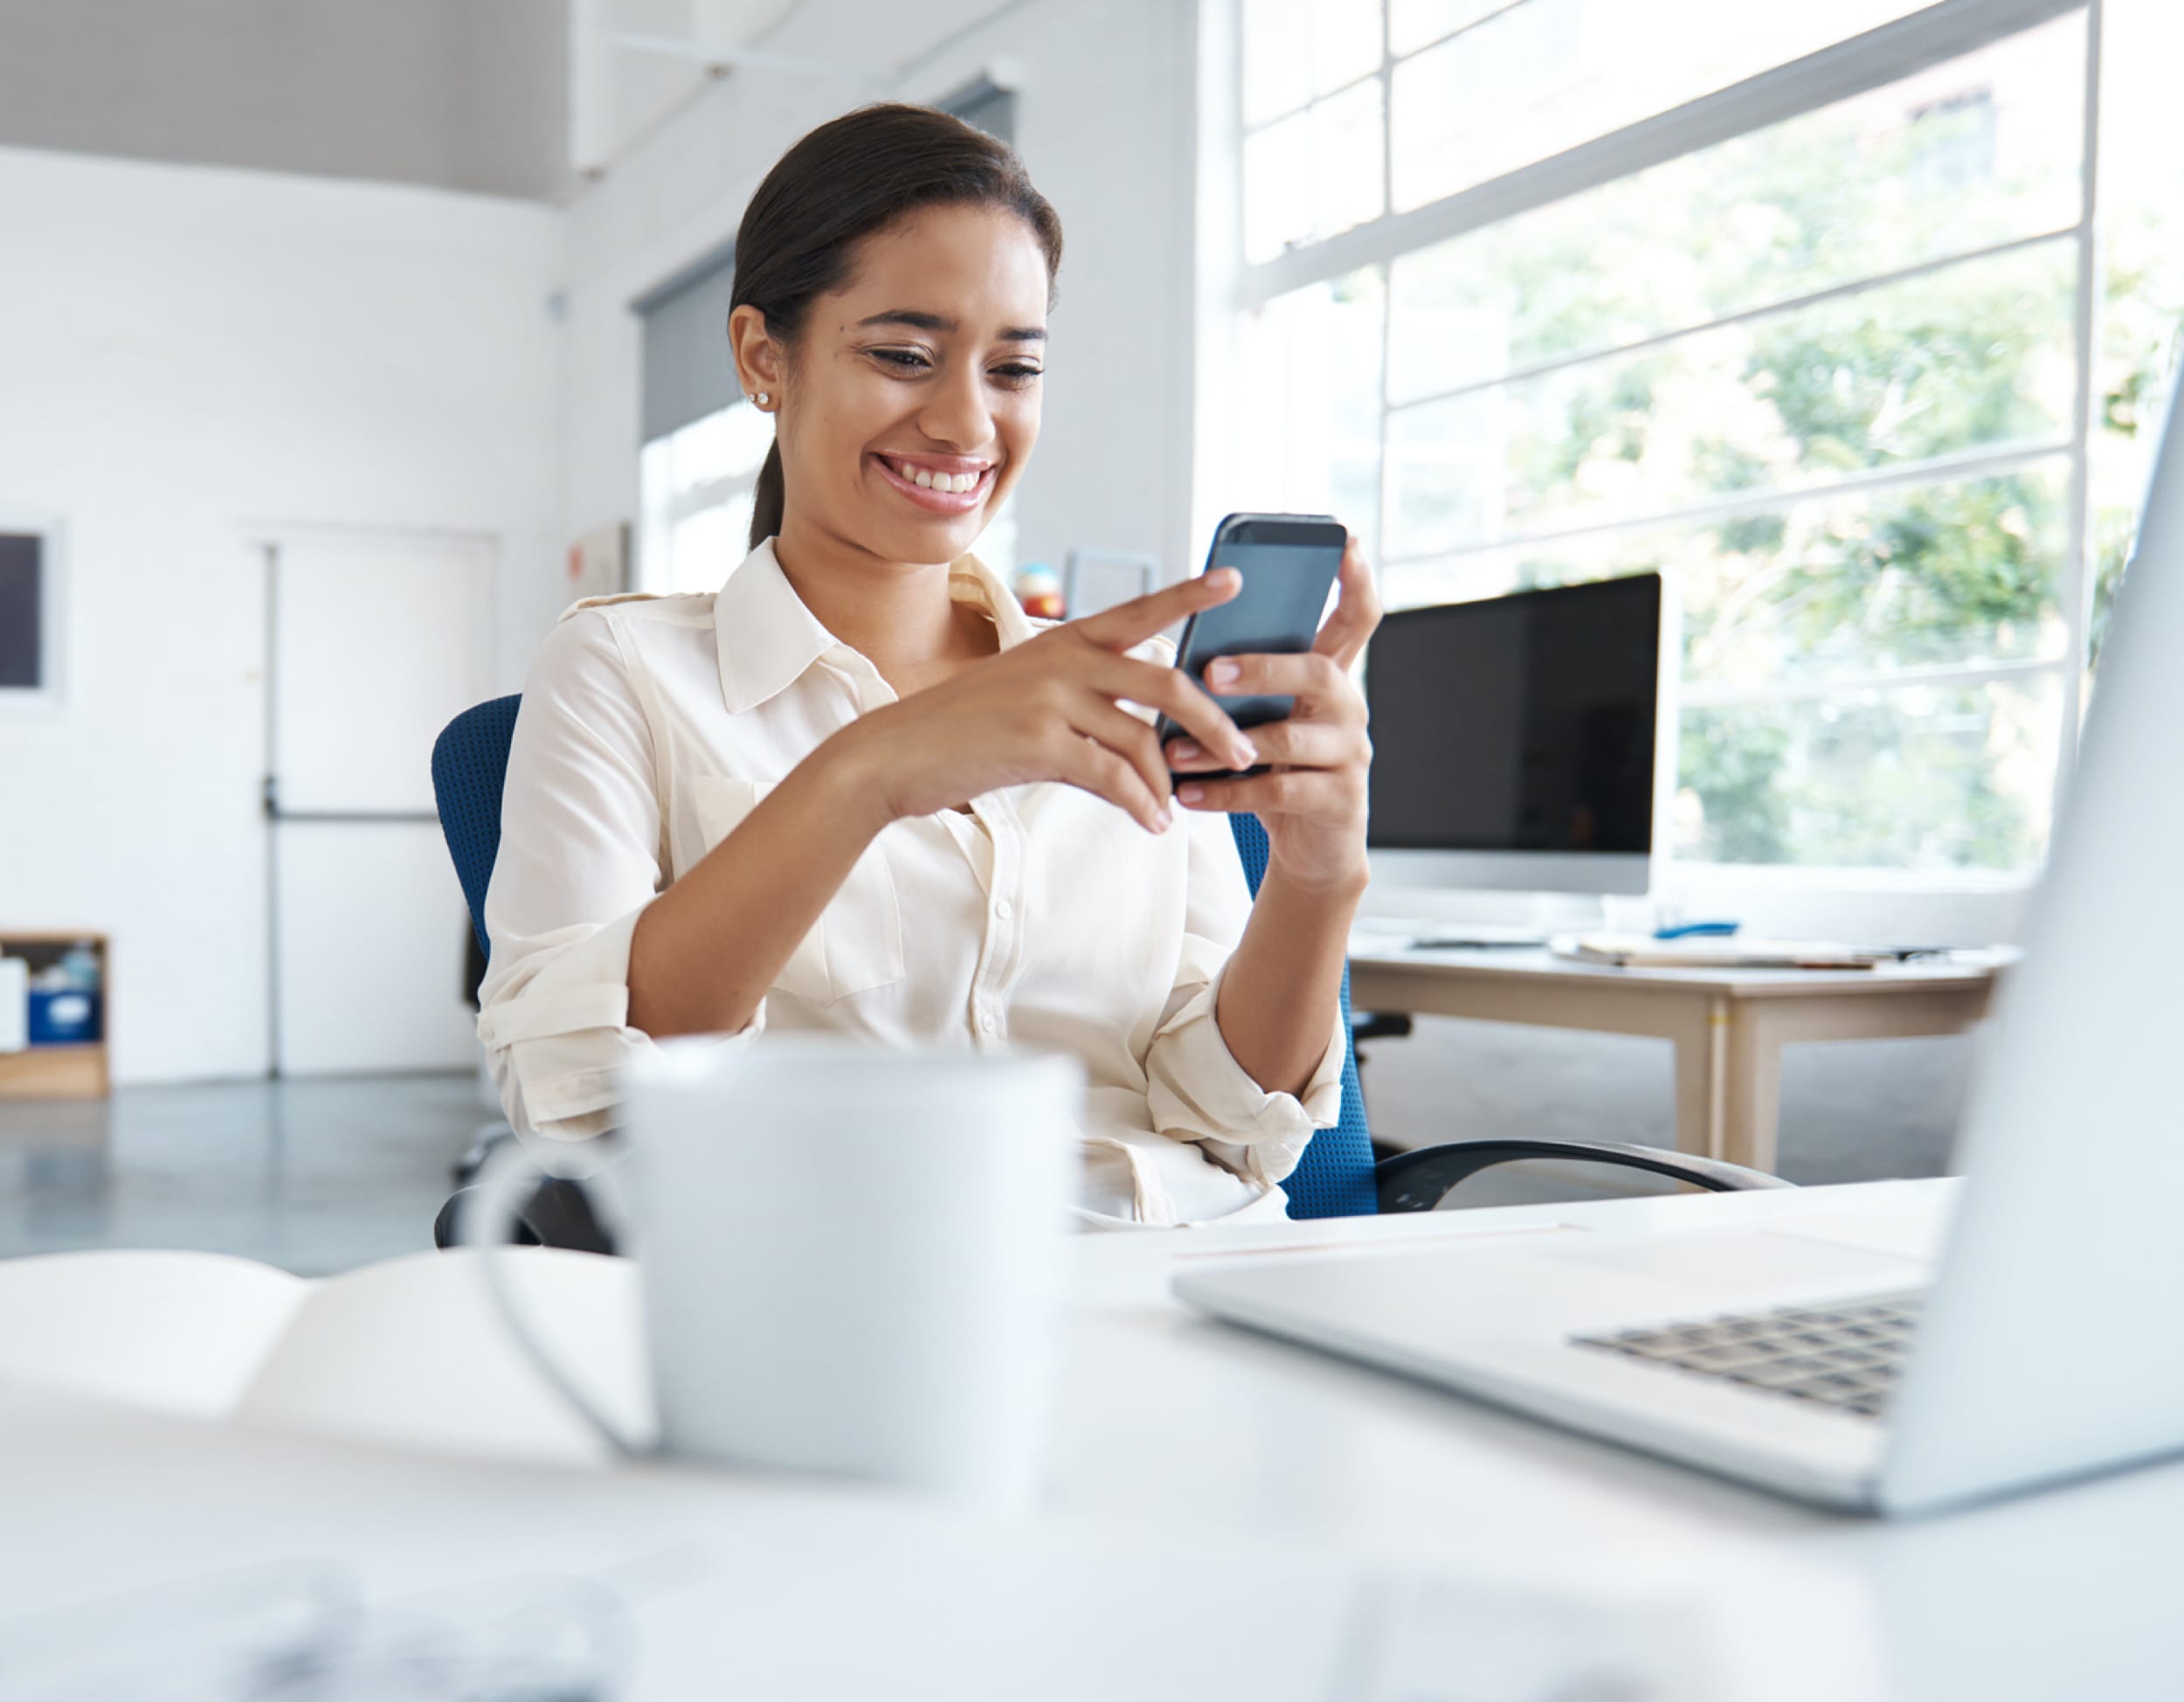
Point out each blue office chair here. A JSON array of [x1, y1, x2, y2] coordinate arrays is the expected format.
[[432, 694, 1783, 1244], [433, 694, 524, 963]]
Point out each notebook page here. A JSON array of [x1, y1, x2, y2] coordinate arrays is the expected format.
[[233, 1246, 650, 1465], [0, 1249, 308, 1419]]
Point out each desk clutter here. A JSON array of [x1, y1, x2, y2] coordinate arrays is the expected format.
[[1548, 933, 2018, 972], [0, 931, 107, 1098]]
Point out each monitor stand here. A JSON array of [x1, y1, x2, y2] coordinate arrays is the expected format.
[[1356, 890, 1614, 951]]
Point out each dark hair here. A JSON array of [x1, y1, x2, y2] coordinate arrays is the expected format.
[[730, 103, 1064, 550]]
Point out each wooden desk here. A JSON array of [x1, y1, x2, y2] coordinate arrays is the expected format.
[[1348, 943, 2001, 1173]]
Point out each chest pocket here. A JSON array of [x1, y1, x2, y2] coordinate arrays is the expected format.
[[689, 775, 906, 1007]]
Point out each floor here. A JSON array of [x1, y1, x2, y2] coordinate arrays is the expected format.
[[1357, 1020, 1966, 1191], [0, 1072, 490, 1276]]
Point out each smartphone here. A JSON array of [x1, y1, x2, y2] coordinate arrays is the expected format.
[[1155, 512, 1348, 777]]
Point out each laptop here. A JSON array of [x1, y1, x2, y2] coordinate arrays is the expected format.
[[1176, 375, 2184, 1518]]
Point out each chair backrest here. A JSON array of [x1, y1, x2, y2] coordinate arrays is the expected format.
[[431, 694, 523, 959], [1224, 814, 1379, 1219], [428, 694, 1378, 1218]]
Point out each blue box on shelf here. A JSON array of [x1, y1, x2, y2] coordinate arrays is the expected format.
[[27, 989, 100, 1046]]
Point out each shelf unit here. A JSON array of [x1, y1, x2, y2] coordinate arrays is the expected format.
[[0, 931, 109, 1099]]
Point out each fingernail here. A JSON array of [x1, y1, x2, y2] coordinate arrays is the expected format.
[[1230, 737, 1258, 768], [1151, 806, 1173, 832], [1171, 739, 1200, 761], [1208, 660, 1241, 688], [1178, 784, 1206, 805], [1207, 567, 1241, 589]]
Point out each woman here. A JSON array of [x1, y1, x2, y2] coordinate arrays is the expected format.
[[477, 103, 1379, 1227]]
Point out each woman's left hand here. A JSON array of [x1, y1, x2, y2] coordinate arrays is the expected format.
[[1164, 533, 1380, 892]]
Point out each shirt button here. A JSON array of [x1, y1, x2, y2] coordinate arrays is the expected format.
[[978, 1011, 999, 1034], [992, 899, 1013, 921]]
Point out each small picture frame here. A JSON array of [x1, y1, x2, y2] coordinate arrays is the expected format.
[[566, 520, 631, 604], [1063, 548, 1159, 619], [0, 511, 62, 713]]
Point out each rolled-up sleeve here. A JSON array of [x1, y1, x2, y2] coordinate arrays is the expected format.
[[1140, 811, 1347, 1187], [476, 610, 758, 1147]]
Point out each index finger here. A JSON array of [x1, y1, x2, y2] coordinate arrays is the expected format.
[[1071, 567, 1241, 652]]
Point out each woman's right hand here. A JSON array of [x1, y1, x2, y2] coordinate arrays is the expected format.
[[830, 570, 1262, 834]]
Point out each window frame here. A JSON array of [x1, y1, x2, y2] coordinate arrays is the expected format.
[[1220, 0, 2103, 896]]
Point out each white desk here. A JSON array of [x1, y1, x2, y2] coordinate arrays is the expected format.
[[1347, 944, 2001, 1172], [1056, 1180, 2184, 1699], [3, 1183, 2177, 1699]]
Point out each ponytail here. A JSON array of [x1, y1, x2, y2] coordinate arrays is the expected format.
[[729, 102, 1062, 551], [749, 439, 785, 551]]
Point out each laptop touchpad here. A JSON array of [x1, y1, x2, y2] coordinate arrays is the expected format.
[[1549, 1226, 1932, 1301], [1759, 1199, 1956, 1263]]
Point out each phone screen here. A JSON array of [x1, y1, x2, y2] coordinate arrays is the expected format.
[[1156, 527, 1344, 765]]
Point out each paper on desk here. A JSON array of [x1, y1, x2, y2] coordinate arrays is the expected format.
[[1341, 1572, 1717, 1701]]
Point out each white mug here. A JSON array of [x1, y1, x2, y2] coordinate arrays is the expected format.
[[463, 1035, 1083, 1508]]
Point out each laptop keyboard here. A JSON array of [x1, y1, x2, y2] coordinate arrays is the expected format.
[[1572, 1290, 1925, 1420]]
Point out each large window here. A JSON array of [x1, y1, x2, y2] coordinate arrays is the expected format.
[[1226, 0, 2184, 877], [638, 399, 772, 596]]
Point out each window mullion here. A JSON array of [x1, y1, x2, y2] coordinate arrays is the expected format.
[[1682, 656, 2065, 709], [2053, 0, 2105, 803], [1391, 0, 1531, 67], [1385, 225, 2080, 420], [1242, 0, 2087, 308], [1372, 0, 1395, 569], [1377, 439, 2075, 570]]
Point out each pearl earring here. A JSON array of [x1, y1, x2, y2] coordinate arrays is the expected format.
[[750, 391, 771, 408]]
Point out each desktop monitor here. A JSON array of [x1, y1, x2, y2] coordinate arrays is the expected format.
[[1365, 574, 1662, 896]]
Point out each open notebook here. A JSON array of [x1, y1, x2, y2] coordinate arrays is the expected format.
[[0, 1246, 653, 1465]]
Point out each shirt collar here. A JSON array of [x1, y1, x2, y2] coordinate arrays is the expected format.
[[715, 536, 1035, 715]]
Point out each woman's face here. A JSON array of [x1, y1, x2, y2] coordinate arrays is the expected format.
[[750, 202, 1050, 567]]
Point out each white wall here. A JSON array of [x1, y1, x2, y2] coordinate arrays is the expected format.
[[0, 144, 564, 1083], [557, 0, 1203, 601]]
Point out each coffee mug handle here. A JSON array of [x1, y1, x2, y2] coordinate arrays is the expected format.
[[459, 1135, 654, 1458]]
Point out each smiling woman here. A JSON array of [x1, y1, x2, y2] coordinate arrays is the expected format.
[[725, 104, 1060, 560], [473, 103, 1378, 1230]]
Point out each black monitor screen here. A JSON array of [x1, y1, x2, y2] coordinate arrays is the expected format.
[[1365, 574, 1659, 854]]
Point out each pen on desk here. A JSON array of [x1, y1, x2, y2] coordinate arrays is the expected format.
[[1651, 920, 1739, 939]]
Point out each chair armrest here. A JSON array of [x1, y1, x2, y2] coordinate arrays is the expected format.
[[1374, 1138, 1793, 1214], [1351, 1012, 1414, 1046]]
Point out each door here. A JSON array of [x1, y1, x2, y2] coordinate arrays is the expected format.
[[263, 529, 494, 1075]]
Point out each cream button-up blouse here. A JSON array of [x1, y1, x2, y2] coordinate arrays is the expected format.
[[474, 537, 1346, 1227]]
